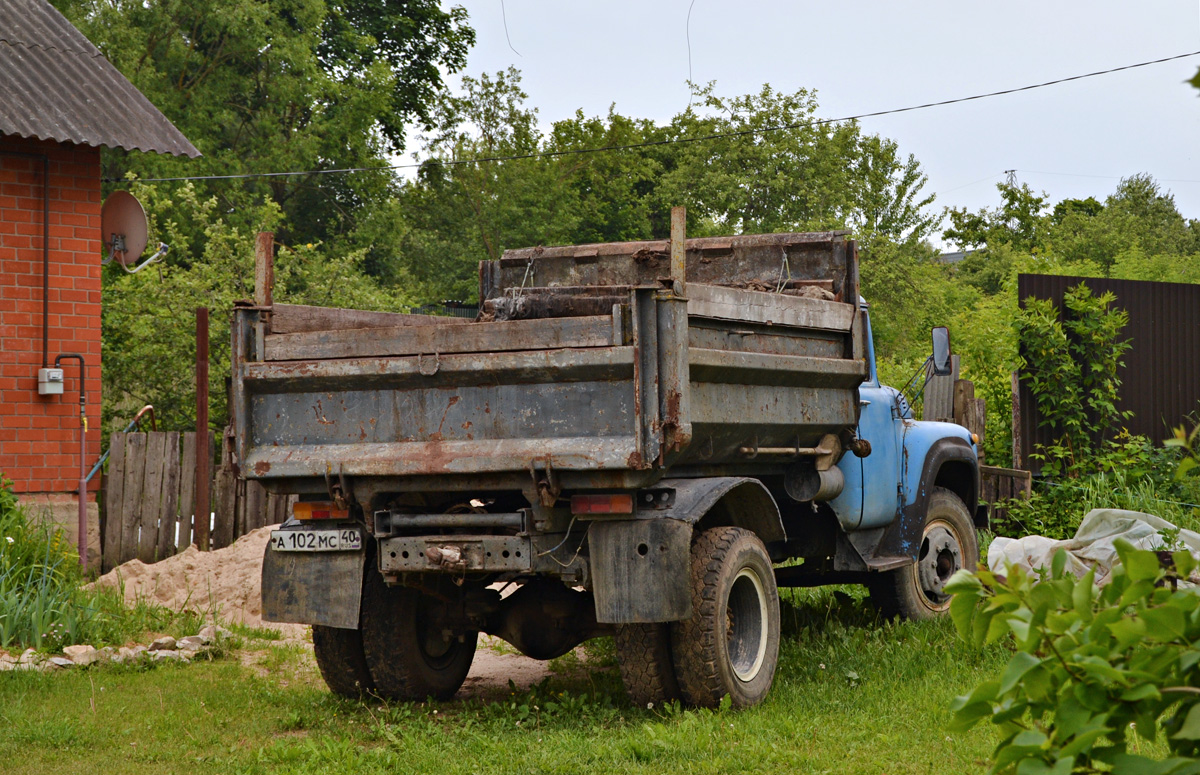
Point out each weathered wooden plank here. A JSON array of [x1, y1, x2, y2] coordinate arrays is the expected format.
[[923, 355, 960, 422], [234, 477, 247, 539], [119, 434, 147, 566], [177, 432, 197, 551], [953, 379, 975, 425], [686, 283, 855, 332], [243, 479, 267, 534], [102, 433, 127, 572], [264, 315, 614, 362], [156, 432, 181, 561], [271, 304, 466, 334], [137, 432, 168, 563], [1011, 370, 1024, 469], [213, 433, 237, 549]]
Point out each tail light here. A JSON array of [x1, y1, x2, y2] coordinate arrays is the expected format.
[[570, 493, 635, 515], [293, 501, 350, 521]]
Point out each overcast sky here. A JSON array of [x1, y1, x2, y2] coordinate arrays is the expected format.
[[445, 1, 1200, 238]]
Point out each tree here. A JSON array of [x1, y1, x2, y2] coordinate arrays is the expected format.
[[101, 183, 408, 434], [52, 0, 473, 248], [389, 76, 943, 302]]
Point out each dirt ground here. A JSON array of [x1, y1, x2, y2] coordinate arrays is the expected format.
[[89, 526, 558, 693]]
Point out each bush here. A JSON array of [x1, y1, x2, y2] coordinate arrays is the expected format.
[[948, 544, 1200, 774], [994, 433, 1194, 540], [0, 475, 88, 649], [0, 475, 206, 650]]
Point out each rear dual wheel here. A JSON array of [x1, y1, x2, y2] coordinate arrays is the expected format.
[[311, 540, 477, 701], [360, 567, 478, 701], [615, 526, 781, 709]]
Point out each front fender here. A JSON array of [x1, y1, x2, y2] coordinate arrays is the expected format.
[[874, 435, 979, 560]]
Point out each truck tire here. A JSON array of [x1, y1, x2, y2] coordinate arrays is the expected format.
[[615, 623, 681, 708], [671, 526, 781, 709], [870, 487, 979, 621], [360, 569, 477, 701], [312, 625, 375, 698]]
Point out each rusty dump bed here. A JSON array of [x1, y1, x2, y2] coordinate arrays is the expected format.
[[232, 231, 868, 494]]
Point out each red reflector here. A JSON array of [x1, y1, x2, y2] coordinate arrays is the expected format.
[[570, 493, 634, 514], [293, 502, 349, 520]]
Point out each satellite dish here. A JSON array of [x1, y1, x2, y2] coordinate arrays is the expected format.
[[101, 191, 168, 273], [101, 190, 148, 266]]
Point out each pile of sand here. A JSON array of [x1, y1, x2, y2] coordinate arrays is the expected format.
[[89, 525, 305, 637]]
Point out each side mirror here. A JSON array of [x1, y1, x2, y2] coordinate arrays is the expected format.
[[931, 326, 952, 376]]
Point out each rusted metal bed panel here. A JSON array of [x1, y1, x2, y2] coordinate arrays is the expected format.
[[687, 349, 868, 388], [263, 314, 617, 361], [485, 232, 857, 304]]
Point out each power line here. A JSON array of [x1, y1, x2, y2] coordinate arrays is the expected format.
[[500, 0, 521, 58], [1020, 169, 1200, 185], [106, 49, 1200, 185]]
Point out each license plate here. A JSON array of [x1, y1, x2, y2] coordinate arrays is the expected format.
[[270, 528, 362, 552]]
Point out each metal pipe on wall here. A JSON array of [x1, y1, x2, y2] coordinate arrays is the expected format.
[[54, 353, 87, 568]]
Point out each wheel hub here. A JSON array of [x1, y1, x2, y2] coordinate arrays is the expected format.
[[916, 524, 962, 605], [726, 568, 769, 682]]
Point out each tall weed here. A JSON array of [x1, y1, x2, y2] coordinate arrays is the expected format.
[[0, 475, 205, 650]]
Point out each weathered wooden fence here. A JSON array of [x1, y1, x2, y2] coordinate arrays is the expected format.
[[100, 431, 292, 572], [927, 366, 1031, 525]]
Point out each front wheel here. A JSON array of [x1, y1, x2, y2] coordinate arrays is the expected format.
[[671, 526, 781, 709], [869, 487, 979, 620]]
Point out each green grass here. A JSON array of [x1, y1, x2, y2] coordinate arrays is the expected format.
[[0, 586, 1010, 774]]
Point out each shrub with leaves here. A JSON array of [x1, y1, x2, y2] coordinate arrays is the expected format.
[[947, 544, 1200, 774], [0, 474, 87, 648], [1016, 283, 1131, 476]]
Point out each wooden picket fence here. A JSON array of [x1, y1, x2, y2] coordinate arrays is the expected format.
[[100, 431, 293, 572]]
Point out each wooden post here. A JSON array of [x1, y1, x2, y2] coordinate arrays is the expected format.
[[195, 307, 210, 550], [255, 231, 275, 307], [1011, 370, 1023, 470], [669, 207, 686, 295]]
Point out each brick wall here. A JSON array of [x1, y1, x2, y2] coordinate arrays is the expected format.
[[0, 135, 102, 499]]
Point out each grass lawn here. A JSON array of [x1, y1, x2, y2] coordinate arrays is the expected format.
[[0, 588, 1009, 774]]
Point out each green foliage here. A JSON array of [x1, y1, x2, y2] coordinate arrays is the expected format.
[[948, 543, 1200, 774], [0, 475, 84, 649], [993, 432, 1194, 540], [945, 183, 1052, 256], [1166, 421, 1200, 520], [0, 475, 207, 649], [391, 74, 942, 302], [53, 0, 474, 247], [1016, 283, 1132, 474]]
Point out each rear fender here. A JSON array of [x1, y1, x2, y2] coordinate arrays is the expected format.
[[660, 477, 786, 543], [588, 477, 784, 624]]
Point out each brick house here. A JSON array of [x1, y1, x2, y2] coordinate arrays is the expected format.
[[0, 0, 197, 562]]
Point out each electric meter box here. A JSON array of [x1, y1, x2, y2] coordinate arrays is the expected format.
[[37, 368, 64, 395]]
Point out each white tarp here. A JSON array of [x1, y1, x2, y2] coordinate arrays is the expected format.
[[987, 509, 1200, 584]]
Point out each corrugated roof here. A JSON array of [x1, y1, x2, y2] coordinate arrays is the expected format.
[[0, 0, 199, 157]]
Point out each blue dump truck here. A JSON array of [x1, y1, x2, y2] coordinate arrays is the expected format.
[[239, 219, 981, 708]]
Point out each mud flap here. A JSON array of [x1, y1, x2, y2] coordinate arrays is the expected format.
[[261, 528, 366, 629], [589, 518, 692, 624]]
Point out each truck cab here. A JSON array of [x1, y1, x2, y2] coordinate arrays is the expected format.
[[825, 304, 982, 618]]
